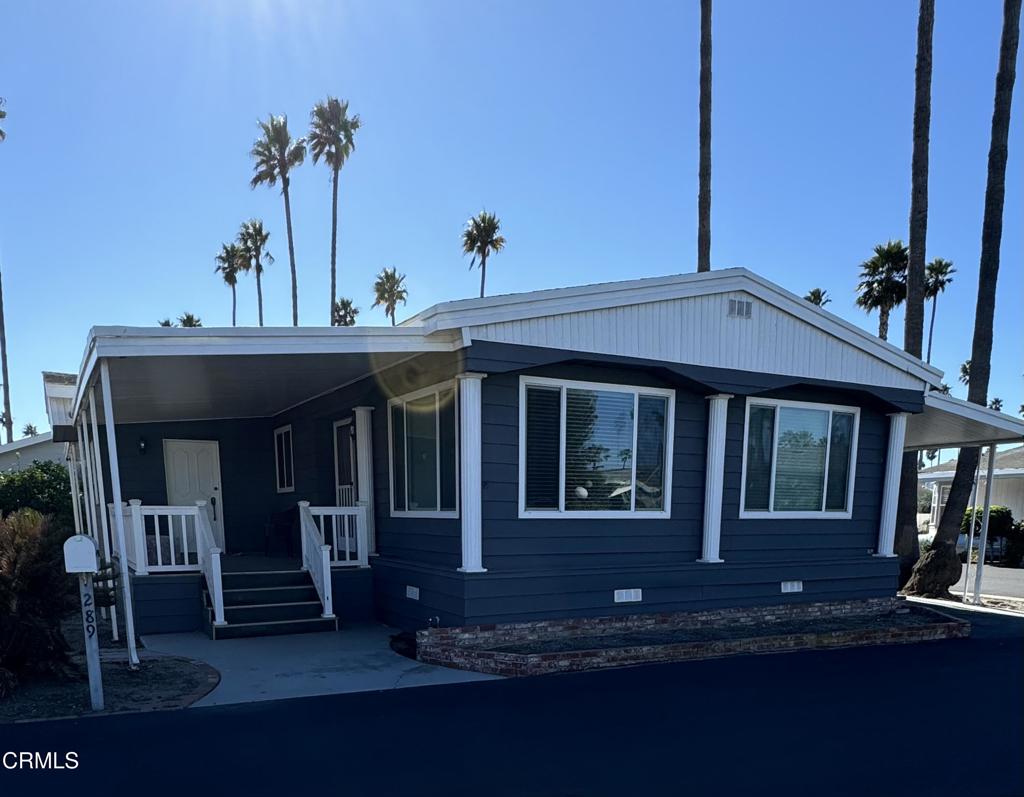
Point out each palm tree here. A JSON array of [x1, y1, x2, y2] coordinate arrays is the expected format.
[[0, 97, 6, 142], [21, 423, 37, 437], [178, 313, 202, 328], [989, 397, 1004, 412], [855, 240, 907, 340], [309, 97, 361, 324], [937, 383, 951, 395], [906, 0, 1021, 597], [157, 318, 173, 327], [804, 288, 831, 307], [372, 268, 408, 326], [697, 0, 712, 272], [958, 360, 970, 385], [462, 211, 506, 298], [331, 297, 359, 327], [0, 270, 11, 444], [237, 220, 273, 326], [251, 115, 306, 326], [214, 243, 245, 327], [924, 258, 955, 363]]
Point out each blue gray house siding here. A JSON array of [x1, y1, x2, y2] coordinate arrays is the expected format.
[[111, 342, 908, 633]]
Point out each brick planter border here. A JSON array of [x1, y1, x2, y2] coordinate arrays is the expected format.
[[416, 598, 970, 677]]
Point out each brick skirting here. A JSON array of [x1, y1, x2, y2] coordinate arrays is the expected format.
[[416, 598, 970, 677]]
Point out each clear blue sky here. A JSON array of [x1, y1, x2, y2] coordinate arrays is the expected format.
[[0, 0, 1021, 435]]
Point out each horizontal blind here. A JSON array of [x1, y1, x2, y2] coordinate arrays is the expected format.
[[772, 406, 827, 512], [564, 388, 635, 512]]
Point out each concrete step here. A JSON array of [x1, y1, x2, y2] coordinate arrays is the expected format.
[[221, 570, 309, 590], [222, 600, 325, 624], [214, 584, 320, 606], [212, 616, 338, 640]]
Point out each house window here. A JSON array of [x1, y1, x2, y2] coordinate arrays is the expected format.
[[389, 383, 458, 516], [274, 425, 294, 493], [519, 376, 675, 518], [740, 398, 860, 518]]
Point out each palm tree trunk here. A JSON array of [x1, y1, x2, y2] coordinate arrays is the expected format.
[[283, 179, 299, 327], [878, 306, 890, 341], [231, 285, 237, 327], [697, 0, 712, 273], [256, 263, 265, 327], [0, 270, 13, 444], [926, 293, 938, 363], [895, 0, 935, 587], [330, 167, 339, 325], [906, 0, 1020, 597], [480, 252, 487, 298], [390, 310, 396, 327]]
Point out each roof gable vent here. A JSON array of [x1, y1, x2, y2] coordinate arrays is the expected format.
[[728, 298, 753, 319]]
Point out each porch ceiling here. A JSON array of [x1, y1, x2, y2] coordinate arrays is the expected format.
[[904, 392, 1024, 451], [98, 352, 414, 423]]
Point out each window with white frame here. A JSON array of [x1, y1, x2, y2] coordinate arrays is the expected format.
[[389, 383, 458, 516], [274, 425, 295, 493], [740, 398, 859, 518], [519, 376, 675, 518]]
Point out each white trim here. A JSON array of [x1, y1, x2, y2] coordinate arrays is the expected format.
[[876, 413, 909, 557], [738, 397, 861, 520], [387, 380, 460, 519], [517, 375, 676, 520], [404, 268, 942, 386], [921, 468, 1024, 482], [273, 425, 295, 494], [457, 373, 486, 572], [333, 418, 355, 500], [353, 407, 377, 554], [699, 394, 732, 563]]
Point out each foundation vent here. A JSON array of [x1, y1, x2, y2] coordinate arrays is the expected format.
[[614, 588, 643, 603], [781, 580, 803, 593], [406, 585, 421, 601]]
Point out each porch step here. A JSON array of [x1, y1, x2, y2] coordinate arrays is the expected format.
[[211, 616, 339, 640], [201, 568, 339, 640]]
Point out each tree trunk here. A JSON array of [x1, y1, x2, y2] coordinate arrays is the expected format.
[[390, 310, 396, 327], [697, 0, 712, 273], [283, 178, 299, 327], [0, 270, 12, 444], [878, 306, 890, 341], [894, 0, 934, 584], [330, 167, 339, 325], [256, 261, 264, 327], [905, 0, 1020, 597], [231, 285, 237, 327], [926, 293, 938, 363], [480, 252, 487, 298]]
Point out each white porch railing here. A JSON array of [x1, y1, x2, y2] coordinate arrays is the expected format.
[[337, 484, 355, 507], [124, 501, 203, 575], [298, 502, 335, 619], [305, 505, 369, 567], [195, 501, 226, 627]]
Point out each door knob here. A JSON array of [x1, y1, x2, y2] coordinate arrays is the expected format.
[[210, 495, 218, 521]]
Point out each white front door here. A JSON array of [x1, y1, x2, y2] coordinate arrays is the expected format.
[[163, 439, 226, 550]]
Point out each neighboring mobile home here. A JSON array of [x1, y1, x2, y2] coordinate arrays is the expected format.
[[46, 269, 1024, 641], [920, 445, 1024, 532]]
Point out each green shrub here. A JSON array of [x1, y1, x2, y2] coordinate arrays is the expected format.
[[0, 461, 74, 531], [917, 486, 933, 513], [961, 505, 1014, 540], [1005, 522, 1024, 568], [0, 509, 77, 697]]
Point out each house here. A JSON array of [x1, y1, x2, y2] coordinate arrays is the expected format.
[[46, 268, 1024, 646], [0, 431, 66, 471], [920, 445, 1024, 531]]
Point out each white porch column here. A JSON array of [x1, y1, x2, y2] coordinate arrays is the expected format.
[[353, 406, 376, 555], [100, 359, 140, 666], [457, 373, 486, 573], [78, 416, 99, 543], [930, 481, 940, 531], [875, 412, 908, 558], [67, 445, 84, 537], [699, 394, 733, 563], [89, 388, 119, 638], [971, 443, 997, 604]]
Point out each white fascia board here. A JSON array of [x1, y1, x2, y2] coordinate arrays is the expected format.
[[409, 268, 943, 386], [925, 391, 1024, 437]]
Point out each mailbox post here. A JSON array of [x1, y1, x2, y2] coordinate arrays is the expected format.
[[63, 535, 104, 711]]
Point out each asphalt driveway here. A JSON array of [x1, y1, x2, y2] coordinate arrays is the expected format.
[[2, 606, 1021, 797], [954, 564, 1024, 598]]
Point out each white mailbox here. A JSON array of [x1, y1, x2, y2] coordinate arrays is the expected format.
[[64, 535, 99, 574]]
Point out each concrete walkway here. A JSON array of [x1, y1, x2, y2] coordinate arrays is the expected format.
[[142, 624, 497, 707]]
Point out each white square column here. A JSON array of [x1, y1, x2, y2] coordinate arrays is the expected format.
[[699, 393, 733, 563], [876, 412, 909, 558], [457, 373, 487, 573], [353, 406, 376, 555]]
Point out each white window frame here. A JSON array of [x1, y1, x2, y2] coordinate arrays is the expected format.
[[518, 375, 675, 520], [274, 424, 295, 494], [738, 397, 860, 520], [387, 380, 460, 519]]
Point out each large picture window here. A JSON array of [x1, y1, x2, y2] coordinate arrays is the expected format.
[[388, 383, 458, 517], [740, 398, 859, 519], [519, 376, 675, 518]]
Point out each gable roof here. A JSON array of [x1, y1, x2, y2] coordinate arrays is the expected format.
[[404, 268, 943, 387]]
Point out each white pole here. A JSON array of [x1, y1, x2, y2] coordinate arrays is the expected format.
[[67, 445, 84, 537], [78, 417, 99, 543], [99, 359, 139, 667], [89, 388, 119, 640], [961, 455, 983, 602], [972, 443, 997, 605]]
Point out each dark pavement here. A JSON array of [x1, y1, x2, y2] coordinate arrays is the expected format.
[[2, 606, 1022, 797]]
